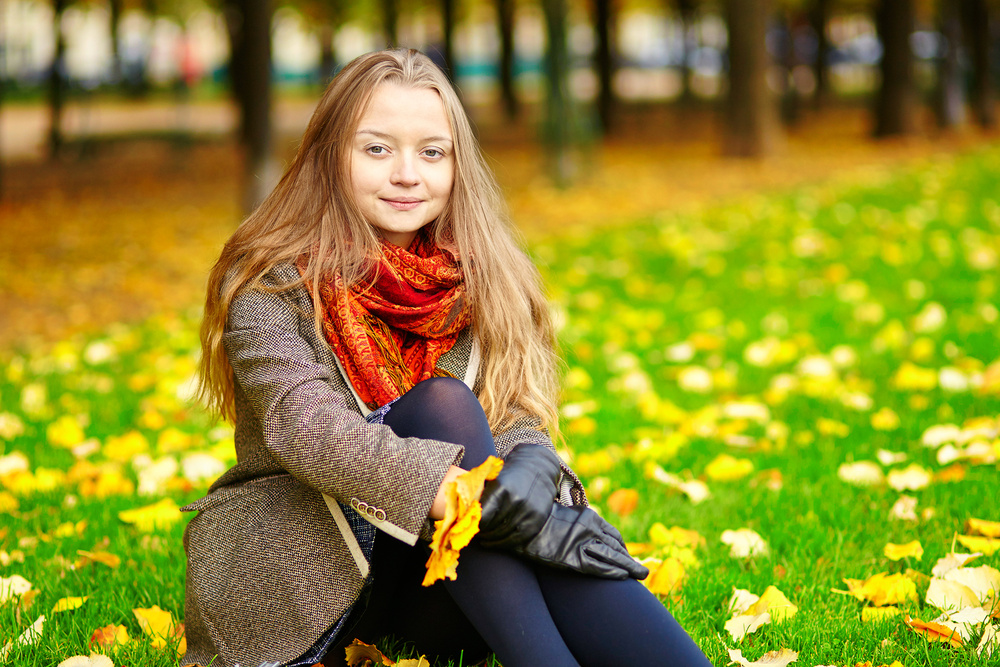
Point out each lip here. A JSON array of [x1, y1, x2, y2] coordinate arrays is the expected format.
[[382, 197, 423, 211]]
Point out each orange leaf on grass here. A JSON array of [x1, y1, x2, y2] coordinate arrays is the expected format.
[[606, 488, 639, 516], [89, 624, 129, 650], [967, 518, 1000, 538], [904, 614, 964, 647], [644, 557, 684, 596], [345, 638, 395, 666], [423, 456, 504, 586]]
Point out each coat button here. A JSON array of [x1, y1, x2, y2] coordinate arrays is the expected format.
[[374, 509, 386, 522]]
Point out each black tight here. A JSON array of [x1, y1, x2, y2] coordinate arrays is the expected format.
[[324, 377, 713, 667]]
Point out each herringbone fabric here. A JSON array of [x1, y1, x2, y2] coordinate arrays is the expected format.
[[181, 263, 585, 667]]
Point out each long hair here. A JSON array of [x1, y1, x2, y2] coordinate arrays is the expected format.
[[199, 49, 559, 434]]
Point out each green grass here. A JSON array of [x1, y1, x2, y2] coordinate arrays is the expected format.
[[3, 146, 1000, 666]]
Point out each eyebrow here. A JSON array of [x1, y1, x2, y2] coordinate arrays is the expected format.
[[356, 129, 454, 145]]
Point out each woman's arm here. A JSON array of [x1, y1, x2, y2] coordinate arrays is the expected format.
[[224, 273, 465, 544]]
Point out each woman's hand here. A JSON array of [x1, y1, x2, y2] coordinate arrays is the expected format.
[[478, 444, 648, 581]]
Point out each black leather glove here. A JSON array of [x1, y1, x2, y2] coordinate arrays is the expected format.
[[478, 444, 649, 581]]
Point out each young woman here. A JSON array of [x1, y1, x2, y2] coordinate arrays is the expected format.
[[184, 49, 713, 667]]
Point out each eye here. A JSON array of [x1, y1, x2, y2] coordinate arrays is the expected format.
[[366, 145, 387, 156], [423, 148, 445, 159]]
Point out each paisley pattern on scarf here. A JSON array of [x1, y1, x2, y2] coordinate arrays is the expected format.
[[302, 234, 471, 410]]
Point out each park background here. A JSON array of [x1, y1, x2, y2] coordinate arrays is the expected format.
[[2, 0, 1000, 666]]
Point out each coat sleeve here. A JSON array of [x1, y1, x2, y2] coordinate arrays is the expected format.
[[223, 278, 465, 545], [492, 413, 589, 507]]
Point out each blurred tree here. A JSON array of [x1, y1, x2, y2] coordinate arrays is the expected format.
[[808, 0, 831, 107], [48, 0, 69, 158], [225, 0, 278, 211], [872, 0, 915, 136], [296, 0, 347, 85], [674, 0, 698, 103], [935, 0, 965, 128], [496, 0, 518, 118], [440, 0, 456, 79], [960, 0, 995, 128], [723, 0, 779, 156], [382, 0, 398, 46], [541, 0, 575, 184], [592, 0, 616, 132]]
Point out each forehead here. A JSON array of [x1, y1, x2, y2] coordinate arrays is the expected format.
[[355, 83, 453, 135]]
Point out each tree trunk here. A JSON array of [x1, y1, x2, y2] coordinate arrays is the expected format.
[[872, 0, 916, 137], [676, 0, 697, 103], [542, 0, 574, 185], [318, 23, 336, 86], [593, 0, 614, 133], [440, 0, 456, 81], [723, 0, 777, 156], [381, 0, 398, 48], [109, 0, 123, 83], [48, 0, 68, 159], [960, 0, 995, 128], [935, 1, 965, 128], [809, 0, 830, 108], [497, 0, 518, 119], [226, 0, 277, 213]]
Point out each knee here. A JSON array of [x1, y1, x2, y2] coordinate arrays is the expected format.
[[409, 376, 477, 409]]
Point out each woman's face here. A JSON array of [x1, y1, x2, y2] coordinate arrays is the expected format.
[[349, 83, 455, 248]]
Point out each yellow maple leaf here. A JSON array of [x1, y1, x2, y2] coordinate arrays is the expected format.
[[46, 415, 86, 448], [344, 638, 394, 666], [118, 498, 183, 532], [643, 557, 684, 596], [133, 605, 178, 650], [56, 655, 114, 667], [747, 585, 798, 622], [423, 457, 503, 586], [648, 523, 705, 549], [956, 534, 1000, 556], [967, 517, 1000, 538], [52, 596, 89, 613], [884, 540, 923, 561], [904, 614, 964, 647]]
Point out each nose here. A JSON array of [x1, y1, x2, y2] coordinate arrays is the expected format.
[[390, 156, 420, 187]]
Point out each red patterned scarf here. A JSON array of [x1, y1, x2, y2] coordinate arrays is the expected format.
[[302, 235, 471, 410]]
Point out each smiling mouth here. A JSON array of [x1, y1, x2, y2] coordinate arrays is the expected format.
[[382, 198, 422, 211]]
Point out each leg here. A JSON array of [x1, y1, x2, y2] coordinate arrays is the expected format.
[[536, 568, 714, 667]]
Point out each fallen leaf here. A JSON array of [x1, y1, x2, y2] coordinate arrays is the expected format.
[[943, 565, 1000, 603], [841, 572, 918, 606], [721, 528, 769, 558], [727, 588, 760, 616], [52, 596, 89, 613], [747, 585, 798, 622], [344, 638, 395, 666], [396, 658, 429, 667], [926, 577, 980, 612], [884, 540, 923, 561], [886, 464, 932, 491], [956, 534, 1000, 556], [727, 647, 798, 666], [979, 623, 998, 657], [645, 462, 711, 503], [967, 517, 1000, 538], [75, 550, 121, 569], [904, 614, 963, 647], [0, 614, 44, 661], [0, 574, 32, 603], [89, 624, 129, 650], [132, 605, 178, 649], [705, 453, 754, 481], [118, 498, 183, 532], [862, 606, 901, 623], [606, 488, 639, 516], [724, 612, 771, 642], [423, 456, 503, 586], [643, 557, 684, 596], [889, 495, 918, 521], [931, 552, 981, 577], [57, 655, 114, 667], [837, 461, 884, 486]]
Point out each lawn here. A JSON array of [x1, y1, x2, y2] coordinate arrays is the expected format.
[[2, 144, 1000, 666]]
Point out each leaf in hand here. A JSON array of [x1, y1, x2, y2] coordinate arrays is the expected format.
[[423, 456, 504, 586]]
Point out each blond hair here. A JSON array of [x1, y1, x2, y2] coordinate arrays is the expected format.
[[199, 48, 559, 434]]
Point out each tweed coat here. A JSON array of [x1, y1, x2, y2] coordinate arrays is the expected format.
[[181, 263, 587, 667]]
